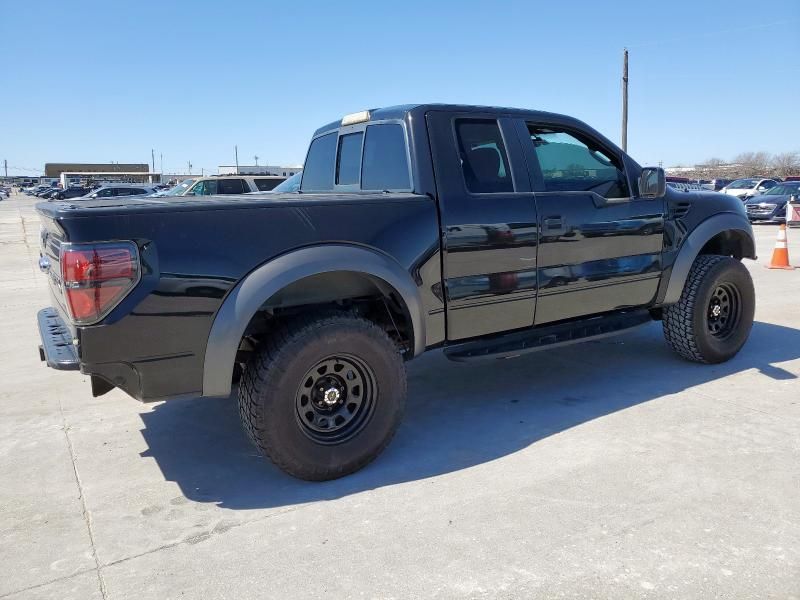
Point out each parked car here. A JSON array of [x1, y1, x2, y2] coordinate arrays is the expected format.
[[182, 175, 288, 196], [706, 178, 732, 191], [0, 188, 10, 199], [745, 181, 800, 223], [720, 178, 778, 200], [74, 184, 157, 200], [35, 104, 756, 481], [50, 187, 91, 200], [246, 172, 302, 194], [152, 178, 197, 197], [38, 188, 62, 199]]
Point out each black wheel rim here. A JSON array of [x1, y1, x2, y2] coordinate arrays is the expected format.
[[294, 354, 377, 444], [706, 282, 742, 340]]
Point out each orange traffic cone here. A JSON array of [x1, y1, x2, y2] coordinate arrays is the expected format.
[[766, 223, 794, 270]]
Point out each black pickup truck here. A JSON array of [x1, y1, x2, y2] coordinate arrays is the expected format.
[[36, 104, 756, 480]]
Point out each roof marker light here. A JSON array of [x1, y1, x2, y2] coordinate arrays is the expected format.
[[341, 110, 371, 126]]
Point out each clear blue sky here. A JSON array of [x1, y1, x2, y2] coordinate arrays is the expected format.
[[2, 0, 798, 176]]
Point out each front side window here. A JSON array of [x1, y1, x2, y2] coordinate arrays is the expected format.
[[528, 125, 629, 199], [95, 188, 114, 198], [301, 133, 337, 192], [455, 119, 513, 194], [336, 132, 363, 186], [362, 123, 410, 191], [218, 178, 246, 194]]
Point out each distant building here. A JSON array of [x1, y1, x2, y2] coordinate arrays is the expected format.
[[45, 163, 149, 178], [218, 164, 302, 177]]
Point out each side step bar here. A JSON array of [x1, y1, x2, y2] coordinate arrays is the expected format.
[[444, 310, 653, 362]]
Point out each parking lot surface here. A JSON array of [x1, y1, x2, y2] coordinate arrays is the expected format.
[[1, 191, 798, 599]]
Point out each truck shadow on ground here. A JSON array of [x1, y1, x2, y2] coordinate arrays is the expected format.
[[140, 320, 800, 509]]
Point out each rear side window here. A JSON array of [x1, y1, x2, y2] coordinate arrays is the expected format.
[[254, 178, 280, 191], [361, 124, 410, 191], [455, 119, 513, 194], [301, 133, 337, 192], [336, 132, 363, 185], [218, 179, 246, 194]]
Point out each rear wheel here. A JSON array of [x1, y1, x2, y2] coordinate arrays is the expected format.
[[663, 255, 755, 363], [238, 314, 406, 481]]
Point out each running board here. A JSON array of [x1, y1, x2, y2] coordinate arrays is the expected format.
[[444, 310, 653, 362]]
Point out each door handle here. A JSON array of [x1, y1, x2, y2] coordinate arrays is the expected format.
[[543, 217, 564, 230]]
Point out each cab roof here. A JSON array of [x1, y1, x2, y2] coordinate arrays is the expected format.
[[312, 103, 571, 137]]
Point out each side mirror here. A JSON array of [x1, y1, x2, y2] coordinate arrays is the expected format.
[[639, 167, 666, 198]]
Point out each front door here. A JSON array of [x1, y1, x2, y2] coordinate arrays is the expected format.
[[516, 120, 665, 325], [427, 112, 539, 340]]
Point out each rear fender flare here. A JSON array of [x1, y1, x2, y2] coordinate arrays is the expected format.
[[202, 245, 425, 398], [662, 212, 756, 305]]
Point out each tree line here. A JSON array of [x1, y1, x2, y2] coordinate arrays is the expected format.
[[668, 151, 800, 180]]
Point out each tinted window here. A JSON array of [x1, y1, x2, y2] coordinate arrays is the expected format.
[[361, 124, 411, 191], [95, 188, 114, 198], [301, 133, 337, 192], [455, 120, 513, 194], [218, 178, 246, 194], [336, 132, 363, 186], [528, 125, 629, 199], [760, 180, 776, 189], [254, 178, 280, 191]]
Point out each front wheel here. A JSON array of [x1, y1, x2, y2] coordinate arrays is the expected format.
[[663, 255, 755, 363], [238, 314, 406, 481]]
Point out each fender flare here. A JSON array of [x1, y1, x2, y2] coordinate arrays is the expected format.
[[202, 244, 426, 398], [662, 212, 756, 305]]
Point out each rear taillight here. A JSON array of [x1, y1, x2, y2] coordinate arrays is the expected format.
[[60, 242, 140, 324]]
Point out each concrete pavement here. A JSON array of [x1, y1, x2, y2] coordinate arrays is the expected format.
[[0, 191, 798, 599]]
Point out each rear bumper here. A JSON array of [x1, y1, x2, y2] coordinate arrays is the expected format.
[[37, 308, 79, 370]]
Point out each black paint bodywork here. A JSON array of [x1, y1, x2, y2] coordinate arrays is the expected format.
[[35, 104, 756, 402]]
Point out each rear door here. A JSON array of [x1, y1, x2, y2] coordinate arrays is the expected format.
[[517, 120, 664, 325], [427, 111, 538, 341]]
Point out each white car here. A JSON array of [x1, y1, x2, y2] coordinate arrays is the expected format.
[[720, 178, 778, 200]]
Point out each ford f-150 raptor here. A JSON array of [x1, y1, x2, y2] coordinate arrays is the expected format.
[[36, 104, 756, 480]]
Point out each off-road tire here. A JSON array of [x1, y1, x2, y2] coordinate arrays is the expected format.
[[238, 314, 406, 481], [663, 254, 755, 363]]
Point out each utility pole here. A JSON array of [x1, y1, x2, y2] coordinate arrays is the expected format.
[[187, 161, 192, 175], [3, 159, 7, 178], [151, 149, 155, 173], [254, 155, 259, 167], [235, 145, 239, 174], [621, 48, 629, 153], [160, 153, 163, 174]]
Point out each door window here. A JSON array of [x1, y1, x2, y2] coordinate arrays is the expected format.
[[191, 180, 217, 195], [527, 125, 629, 199], [254, 178, 280, 191], [218, 178, 246, 194], [455, 119, 513, 194]]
